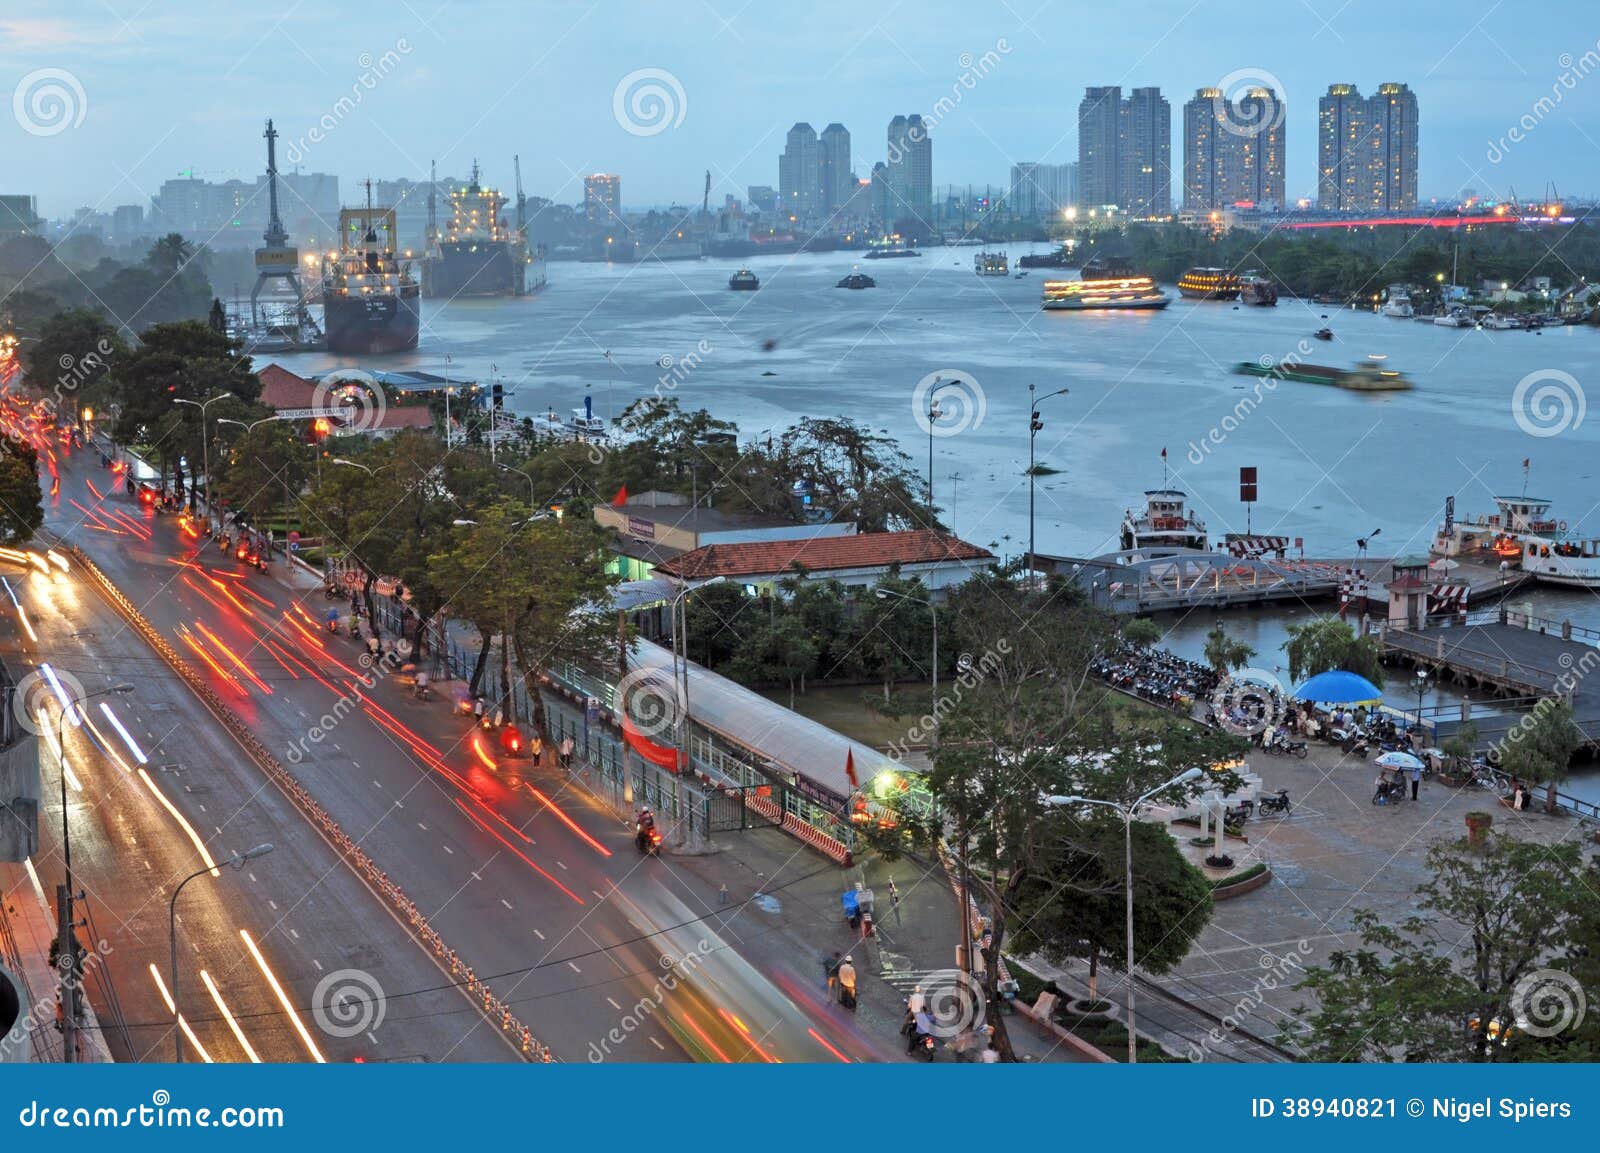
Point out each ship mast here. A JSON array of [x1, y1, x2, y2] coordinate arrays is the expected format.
[[426, 159, 437, 251]]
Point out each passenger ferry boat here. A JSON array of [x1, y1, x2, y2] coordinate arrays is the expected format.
[[974, 250, 1009, 277], [863, 236, 920, 259], [1119, 490, 1209, 552], [728, 268, 760, 291], [1042, 256, 1169, 311], [1240, 275, 1278, 306], [1433, 493, 1600, 589], [1177, 267, 1243, 300]]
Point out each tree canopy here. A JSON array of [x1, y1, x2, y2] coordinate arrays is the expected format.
[[1282, 616, 1384, 687]]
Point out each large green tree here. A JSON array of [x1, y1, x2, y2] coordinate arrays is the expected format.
[[21, 308, 126, 423], [1011, 812, 1214, 1006], [1282, 615, 1384, 686], [1203, 621, 1255, 674], [1290, 834, 1597, 1061], [1493, 698, 1582, 814], [0, 439, 45, 544]]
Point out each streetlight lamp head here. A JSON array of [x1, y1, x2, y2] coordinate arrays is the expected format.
[[1177, 766, 1205, 783], [112, 683, 135, 694], [875, 588, 889, 600], [701, 575, 727, 587]]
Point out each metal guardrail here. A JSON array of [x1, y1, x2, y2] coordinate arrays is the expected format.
[[1382, 629, 1564, 692]]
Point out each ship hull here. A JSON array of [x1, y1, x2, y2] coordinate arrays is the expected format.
[[1042, 296, 1169, 311], [322, 289, 420, 354], [423, 242, 516, 299]]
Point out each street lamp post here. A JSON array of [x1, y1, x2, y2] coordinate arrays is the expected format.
[[1027, 384, 1070, 576], [169, 844, 274, 1062], [497, 462, 537, 509], [218, 416, 288, 552], [330, 457, 373, 475], [1415, 668, 1429, 739], [1048, 766, 1204, 1063], [51, 681, 134, 1063], [925, 378, 959, 521], [666, 577, 727, 795], [173, 393, 237, 525]]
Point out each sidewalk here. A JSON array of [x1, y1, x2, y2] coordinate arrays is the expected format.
[[0, 862, 114, 1062]]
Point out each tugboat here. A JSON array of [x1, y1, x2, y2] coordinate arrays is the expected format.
[[728, 268, 760, 291], [836, 270, 876, 290], [1177, 267, 1243, 300], [1240, 275, 1278, 306], [1313, 327, 1334, 341], [1119, 490, 1209, 552], [1018, 244, 1073, 269]]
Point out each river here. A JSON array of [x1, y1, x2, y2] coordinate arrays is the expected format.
[[269, 243, 1600, 800]]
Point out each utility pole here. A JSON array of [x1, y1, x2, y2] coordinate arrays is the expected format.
[[56, 882, 78, 1062]]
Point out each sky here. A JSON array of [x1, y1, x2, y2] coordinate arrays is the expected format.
[[4, 0, 1599, 219]]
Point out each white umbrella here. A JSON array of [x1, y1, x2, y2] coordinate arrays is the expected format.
[[1375, 751, 1424, 770]]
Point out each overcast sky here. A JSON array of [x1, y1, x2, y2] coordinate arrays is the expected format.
[[4, 0, 1598, 219]]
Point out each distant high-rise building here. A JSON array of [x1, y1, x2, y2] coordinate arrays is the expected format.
[[584, 174, 622, 232], [1368, 82, 1419, 211], [147, 172, 338, 249], [1317, 82, 1418, 212], [1185, 87, 1285, 210], [819, 123, 852, 215], [1120, 87, 1171, 216], [1183, 89, 1225, 210], [884, 114, 932, 237], [746, 184, 777, 213], [110, 204, 146, 246], [1078, 86, 1122, 206], [1318, 84, 1367, 212], [1010, 162, 1078, 218], [779, 122, 821, 221], [870, 162, 891, 226], [0, 195, 41, 239]]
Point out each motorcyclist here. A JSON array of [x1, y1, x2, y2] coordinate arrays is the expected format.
[[635, 808, 657, 852]]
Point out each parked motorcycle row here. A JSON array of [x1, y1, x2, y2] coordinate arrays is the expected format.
[[1092, 647, 1220, 709]]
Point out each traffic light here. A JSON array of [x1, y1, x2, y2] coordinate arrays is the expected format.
[[1030, 412, 1044, 434], [491, 381, 504, 409]]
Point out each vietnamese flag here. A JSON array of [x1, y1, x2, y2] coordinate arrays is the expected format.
[[844, 748, 859, 791], [611, 484, 629, 506], [1161, 446, 1167, 459]]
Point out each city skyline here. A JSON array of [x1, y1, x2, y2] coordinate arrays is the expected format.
[[3, 2, 1598, 220]]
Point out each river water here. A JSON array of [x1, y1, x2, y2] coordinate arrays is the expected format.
[[271, 244, 1600, 796]]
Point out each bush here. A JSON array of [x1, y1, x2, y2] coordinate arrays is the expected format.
[[1211, 862, 1268, 890]]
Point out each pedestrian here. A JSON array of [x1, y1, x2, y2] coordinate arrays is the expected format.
[[1408, 761, 1421, 801], [824, 950, 841, 994], [718, 883, 730, 907], [472, 696, 485, 723], [560, 736, 574, 768], [836, 955, 857, 1009], [529, 734, 543, 766]]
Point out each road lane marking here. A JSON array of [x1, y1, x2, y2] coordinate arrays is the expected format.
[[288, 928, 300, 940], [533, 929, 544, 940], [442, 844, 453, 855], [501, 899, 513, 910], [267, 900, 278, 911], [312, 959, 323, 971], [418, 822, 428, 831], [556, 861, 568, 870], [568, 961, 581, 973], [650, 1037, 665, 1051], [471, 871, 483, 882], [607, 997, 621, 1010]]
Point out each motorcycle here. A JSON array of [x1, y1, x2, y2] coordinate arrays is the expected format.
[[635, 824, 662, 856], [1264, 732, 1307, 758], [1373, 776, 1406, 805], [1258, 788, 1292, 816], [910, 1030, 937, 1060], [1342, 732, 1371, 758]]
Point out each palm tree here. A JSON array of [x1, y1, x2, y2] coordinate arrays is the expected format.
[[147, 233, 195, 275]]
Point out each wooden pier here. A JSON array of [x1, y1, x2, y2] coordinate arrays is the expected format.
[[1381, 610, 1600, 753]]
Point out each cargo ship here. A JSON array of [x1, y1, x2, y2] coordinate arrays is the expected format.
[[1018, 244, 1073, 269], [423, 163, 519, 298], [321, 185, 420, 355], [1042, 255, 1169, 311], [1177, 267, 1243, 300], [1233, 354, 1412, 392]]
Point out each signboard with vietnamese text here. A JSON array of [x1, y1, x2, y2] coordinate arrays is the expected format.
[[627, 517, 656, 540]]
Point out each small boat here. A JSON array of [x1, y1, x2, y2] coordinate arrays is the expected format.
[[1313, 327, 1334, 341], [836, 271, 876, 290], [1014, 270, 1029, 278], [1234, 354, 1413, 392], [1433, 307, 1472, 327], [1481, 312, 1518, 330], [1380, 287, 1414, 318], [727, 269, 759, 291]]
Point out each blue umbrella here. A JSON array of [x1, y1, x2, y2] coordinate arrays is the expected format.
[[1292, 669, 1383, 704]]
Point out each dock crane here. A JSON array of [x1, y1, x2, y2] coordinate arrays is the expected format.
[[702, 169, 711, 218]]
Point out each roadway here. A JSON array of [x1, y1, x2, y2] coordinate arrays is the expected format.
[[34, 417, 893, 1063], [0, 463, 512, 1063]]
